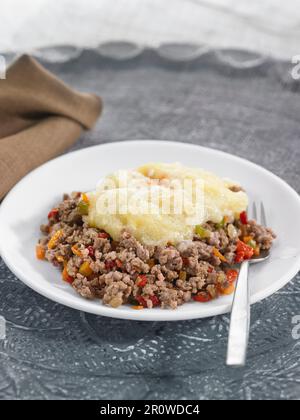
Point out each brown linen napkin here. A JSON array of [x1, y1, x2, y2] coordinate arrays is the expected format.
[[0, 54, 102, 200]]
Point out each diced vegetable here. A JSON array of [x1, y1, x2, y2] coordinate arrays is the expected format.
[[216, 220, 224, 229], [98, 232, 110, 239], [235, 253, 244, 263], [193, 292, 212, 302], [48, 208, 59, 220], [254, 246, 260, 257], [36, 245, 45, 260], [135, 295, 161, 308], [132, 305, 144, 310], [243, 236, 257, 249], [79, 261, 93, 277], [115, 259, 123, 268], [137, 275, 148, 288], [71, 245, 82, 257], [48, 230, 63, 250], [237, 240, 252, 254], [136, 295, 148, 308], [56, 254, 65, 263], [213, 247, 227, 263], [149, 295, 160, 307], [62, 267, 74, 284], [207, 285, 217, 299], [179, 271, 187, 281], [219, 283, 235, 295], [216, 216, 229, 229], [195, 225, 211, 239], [128, 296, 139, 306], [247, 239, 257, 249], [105, 260, 116, 270], [81, 193, 89, 203], [243, 236, 252, 243], [226, 269, 238, 283], [240, 211, 248, 225], [235, 240, 254, 263], [87, 246, 94, 257], [77, 200, 89, 215]]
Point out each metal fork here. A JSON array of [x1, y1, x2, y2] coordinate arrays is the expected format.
[[226, 202, 271, 367]]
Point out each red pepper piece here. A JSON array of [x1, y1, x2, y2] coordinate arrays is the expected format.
[[105, 260, 116, 270], [99, 232, 110, 239], [62, 267, 74, 284], [136, 295, 148, 308], [115, 259, 123, 269], [87, 246, 94, 257], [235, 252, 244, 263], [235, 240, 254, 263], [193, 292, 212, 303], [149, 295, 160, 307], [226, 269, 239, 283], [48, 208, 59, 220], [240, 211, 248, 225], [137, 275, 148, 288]]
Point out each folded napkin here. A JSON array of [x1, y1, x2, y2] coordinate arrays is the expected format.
[[0, 54, 102, 200]]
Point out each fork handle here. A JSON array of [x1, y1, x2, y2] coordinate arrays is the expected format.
[[226, 260, 250, 367]]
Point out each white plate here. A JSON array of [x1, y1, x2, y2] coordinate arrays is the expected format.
[[0, 140, 300, 321]]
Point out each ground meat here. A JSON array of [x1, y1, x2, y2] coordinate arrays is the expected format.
[[157, 247, 183, 271], [118, 231, 150, 261], [224, 243, 237, 265], [101, 272, 133, 307], [38, 193, 276, 309], [93, 237, 111, 253], [125, 257, 150, 275], [208, 229, 229, 250], [159, 289, 181, 309], [72, 275, 96, 299], [177, 240, 213, 260], [151, 265, 165, 282], [247, 220, 276, 250]]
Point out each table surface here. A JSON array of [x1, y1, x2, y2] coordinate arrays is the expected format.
[[1, 0, 300, 60], [0, 44, 300, 400]]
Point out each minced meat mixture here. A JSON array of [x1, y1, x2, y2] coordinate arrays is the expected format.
[[36, 193, 276, 309]]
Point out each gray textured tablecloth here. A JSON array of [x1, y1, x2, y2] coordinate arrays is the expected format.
[[0, 44, 300, 400]]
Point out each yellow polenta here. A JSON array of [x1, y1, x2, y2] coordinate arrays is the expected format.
[[87, 163, 248, 246]]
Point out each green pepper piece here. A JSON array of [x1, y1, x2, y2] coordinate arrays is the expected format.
[[216, 217, 226, 229], [247, 239, 257, 249], [195, 225, 211, 239], [77, 200, 89, 215]]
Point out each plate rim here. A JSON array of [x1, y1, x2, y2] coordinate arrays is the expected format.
[[1, 139, 300, 321]]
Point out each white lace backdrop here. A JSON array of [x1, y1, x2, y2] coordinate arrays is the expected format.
[[0, 0, 299, 59]]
